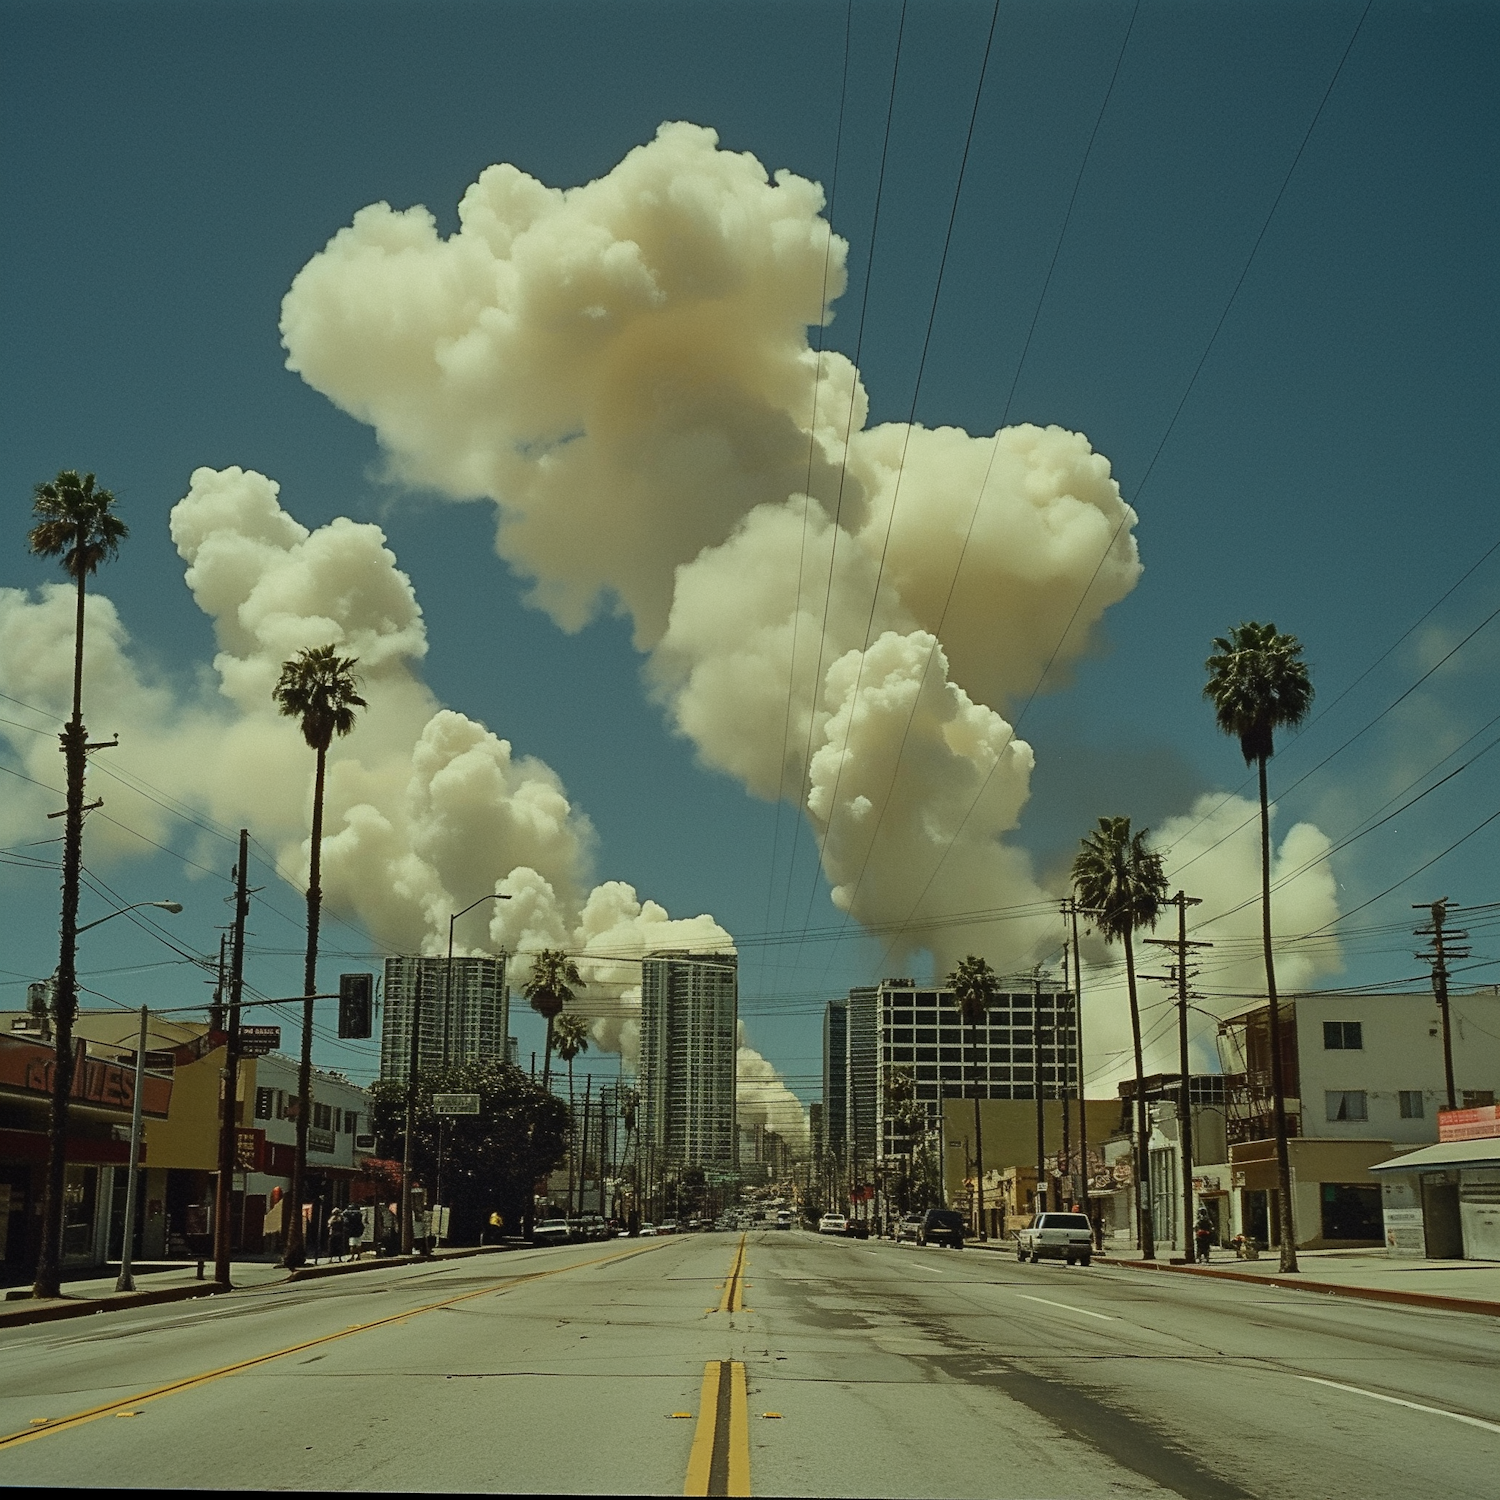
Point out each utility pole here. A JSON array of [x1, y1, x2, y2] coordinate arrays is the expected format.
[[1066, 898, 1093, 1231], [1416, 899, 1467, 1111], [1059, 942, 1073, 1206], [213, 831, 251, 1286], [1032, 972, 1044, 1218], [114, 1005, 149, 1293], [1145, 891, 1209, 1254]]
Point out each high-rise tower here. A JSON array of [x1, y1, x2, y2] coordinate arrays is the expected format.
[[380, 955, 509, 1083], [638, 950, 738, 1168]]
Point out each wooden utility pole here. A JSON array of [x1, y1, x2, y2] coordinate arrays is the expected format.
[[1416, 899, 1466, 1111], [1145, 891, 1208, 1253], [1032, 968, 1046, 1217], [213, 830, 251, 1286], [1066, 899, 1093, 1230]]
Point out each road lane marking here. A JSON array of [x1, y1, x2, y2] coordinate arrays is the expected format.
[[1297, 1376, 1500, 1435], [716, 1234, 748, 1314], [1016, 1294, 1117, 1322], [0, 1241, 668, 1453], [684, 1360, 750, 1497]]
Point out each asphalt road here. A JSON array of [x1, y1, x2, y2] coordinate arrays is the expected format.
[[0, 1230, 1496, 1496]]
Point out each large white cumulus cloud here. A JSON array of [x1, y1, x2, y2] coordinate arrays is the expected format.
[[280, 122, 1144, 975], [0, 466, 800, 1142], [1077, 796, 1343, 1091]]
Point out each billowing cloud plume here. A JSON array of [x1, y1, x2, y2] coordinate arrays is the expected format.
[[1076, 795, 1342, 1091], [281, 121, 1143, 975], [0, 467, 797, 1142]]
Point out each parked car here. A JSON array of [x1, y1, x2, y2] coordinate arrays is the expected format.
[[817, 1212, 847, 1235], [775, 1209, 793, 1230], [638, 1222, 657, 1237], [917, 1209, 965, 1249], [532, 1218, 571, 1247], [894, 1214, 924, 1243], [1015, 1211, 1094, 1266], [657, 1220, 679, 1235], [844, 1218, 870, 1239]]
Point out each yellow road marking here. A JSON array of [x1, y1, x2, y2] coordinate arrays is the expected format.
[[0, 1241, 665, 1453], [683, 1360, 750, 1497], [684, 1361, 722, 1496], [717, 1234, 748, 1314]]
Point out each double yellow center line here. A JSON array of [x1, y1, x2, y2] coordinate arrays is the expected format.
[[717, 1233, 749, 1314], [685, 1359, 750, 1497]]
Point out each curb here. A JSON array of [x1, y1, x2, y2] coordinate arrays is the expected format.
[[1100, 1254, 1500, 1319], [0, 1279, 225, 1331], [286, 1242, 517, 1282]]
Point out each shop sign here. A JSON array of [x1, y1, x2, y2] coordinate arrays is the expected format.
[[0, 1035, 171, 1117], [234, 1127, 265, 1172], [238, 1026, 281, 1058], [1438, 1104, 1500, 1142]]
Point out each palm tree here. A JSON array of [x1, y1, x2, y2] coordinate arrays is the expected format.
[[26, 471, 127, 1298], [1205, 621, 1314, 1274], [523, 949, 584, 1088], [945, 955, 999, 1241], [272, 644, 366, 1268], [553, 1013, 591, 1214], [1072, 816, 1168, 1260]]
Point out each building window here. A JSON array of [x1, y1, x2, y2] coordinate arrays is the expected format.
[[1326, 1090, 1368, 1122], [1398, 1091, 1424, 1119], [313, 1102, 333, 1131], [1323, 1021, 1363, 1050], [1462, 1090, 1496, 1108], [344, 1111, 358, 1134], [255, 1087, 273, 1120]]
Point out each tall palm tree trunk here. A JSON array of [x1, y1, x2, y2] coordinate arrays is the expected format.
[[34, 555, 90, 1298], [1124, 927, 1155, 1260], [284, 743, 326, 1269], [970, 1021, 985, 1241], [1259, 756, 1298, 1272], [542, 1015, 556, 1089]]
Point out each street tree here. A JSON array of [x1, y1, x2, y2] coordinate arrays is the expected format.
[[272, 644, 366, 1268], [553, 1012, 591, 1213], [523, 949, 584, 1087], [370, 1060, 568, 1243], [1072, 815, 1168, 1260], [1204, 621, 1314, 1274], [945, 954, 999, 1239], [26, 470, 128, 1298]]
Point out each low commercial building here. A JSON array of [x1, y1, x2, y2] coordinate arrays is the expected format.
[[1216, 990, 1500, 1252], [1371, 1103, 1500, 1260]]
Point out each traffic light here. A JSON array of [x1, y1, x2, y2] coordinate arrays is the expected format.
[[338, 972, 374, 1039]]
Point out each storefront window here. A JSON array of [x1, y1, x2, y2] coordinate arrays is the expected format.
[[62, 1165, 98, 1260]]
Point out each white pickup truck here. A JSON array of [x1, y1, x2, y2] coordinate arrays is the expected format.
[[1015, 1211, 1095, 1266]]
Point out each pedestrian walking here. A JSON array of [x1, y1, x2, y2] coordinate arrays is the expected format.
[[1194, 1205, 1215, 1263]]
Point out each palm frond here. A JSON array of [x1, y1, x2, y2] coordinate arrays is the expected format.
[[27, 470, 128, 579], [272, 644, 367, 750], [1071, 815, 1168, 944], [1203, 620, 1313, 764]]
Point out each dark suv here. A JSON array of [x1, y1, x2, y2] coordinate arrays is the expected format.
[[918, 1209, 965, 1248]]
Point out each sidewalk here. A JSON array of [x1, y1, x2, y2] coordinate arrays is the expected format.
[[1100, 1244, 1500, 1316], [0, 1241, 526, 1331]]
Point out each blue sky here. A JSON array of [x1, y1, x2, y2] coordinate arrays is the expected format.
[[3, 0, 1497, 1100]]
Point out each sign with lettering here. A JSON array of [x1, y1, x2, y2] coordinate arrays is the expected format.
[[234, 1127, 265, 1172], [238, 1026, 281, 1058], [432, 1093, 481, 1116], [1438, 1104, 1500, 1142], [0, 1035, 171, 1117]]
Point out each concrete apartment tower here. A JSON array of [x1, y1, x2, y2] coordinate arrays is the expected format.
[[638, 951, 738, 1168], [379, 955, 509, 1083]]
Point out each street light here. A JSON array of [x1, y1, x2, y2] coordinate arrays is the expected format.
[[401, 891, 510, 1256], [89, 900, 183, 1294], [77, 900, 183, 934]]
